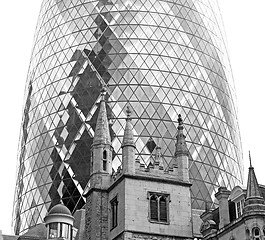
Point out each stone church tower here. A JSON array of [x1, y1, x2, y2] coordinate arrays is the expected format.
[[83, 88, 193, 240]]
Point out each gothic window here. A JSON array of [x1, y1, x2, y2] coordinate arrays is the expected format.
[[252, 227, 261, 240], [103, 150, 107, 171], [110, 197, 118, 229], [148, 192, 169, 223]]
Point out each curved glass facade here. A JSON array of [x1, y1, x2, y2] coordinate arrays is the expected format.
[[13, 0, 243, 234]]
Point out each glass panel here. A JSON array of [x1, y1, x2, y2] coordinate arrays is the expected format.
[[49, 223, 58, 238]]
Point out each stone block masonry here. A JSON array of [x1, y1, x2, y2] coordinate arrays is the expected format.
[[85, 190, 109, 240]]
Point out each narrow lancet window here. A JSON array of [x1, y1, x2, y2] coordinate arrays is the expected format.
[[103, 150, 107, 171]]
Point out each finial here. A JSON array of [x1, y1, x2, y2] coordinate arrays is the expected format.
[[249, 151, 252, 168], [100, 86, 107, 99], [177, 114, 184, 131], [155, 145, 162, 156], [178, 114, 183, 125], [126, 105, 131, 119], [175, 113, 188, 157]]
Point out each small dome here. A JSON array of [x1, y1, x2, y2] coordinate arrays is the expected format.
[[48, 204, 72, 216]]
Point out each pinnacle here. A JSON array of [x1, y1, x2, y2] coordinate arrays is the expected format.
[[92, 87, 111, 146], [175, 114, 189, 157], [122, 105, 135, 147]]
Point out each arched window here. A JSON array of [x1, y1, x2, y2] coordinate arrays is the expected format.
[[103, 150, 107, 171], [110, 197, 118, 229], [159, 196, 167, 222], [150, 195, 158, 221], [252, 227, 261, 240]]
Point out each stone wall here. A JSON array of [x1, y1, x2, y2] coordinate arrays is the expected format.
[[85, 190, 108, 240], [123, 178, 192, 237]]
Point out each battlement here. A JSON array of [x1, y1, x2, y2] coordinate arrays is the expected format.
[[136, 157, 184, 180], [111, 154, 189, 184]]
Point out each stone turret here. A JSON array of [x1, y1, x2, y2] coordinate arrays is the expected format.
[[122, 106, 136, 174], [83, 87, 112, 240], [90, 87, 112, 177], [244, 152, 265, 215]]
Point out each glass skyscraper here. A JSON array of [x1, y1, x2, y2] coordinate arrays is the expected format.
[[13, 0, 243, 234]]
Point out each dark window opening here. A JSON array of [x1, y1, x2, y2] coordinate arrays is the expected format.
[[103, 160, 107, 171], [149, 192, 169, 223], [103, 150, 107, 159], [253, 227, 261, 240], [111, 197, 118, 229], [103, 150, 107, 171], [150, 195, 158, 221], [159, 196, 167, 222]]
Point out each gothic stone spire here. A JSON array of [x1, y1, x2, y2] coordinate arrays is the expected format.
[[92, 87, 111, 147], [244, 152, 265, 214], [246, 152, 262, 199]]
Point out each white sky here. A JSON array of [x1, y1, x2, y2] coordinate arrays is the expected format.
[[0, 0, 265, 235]]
